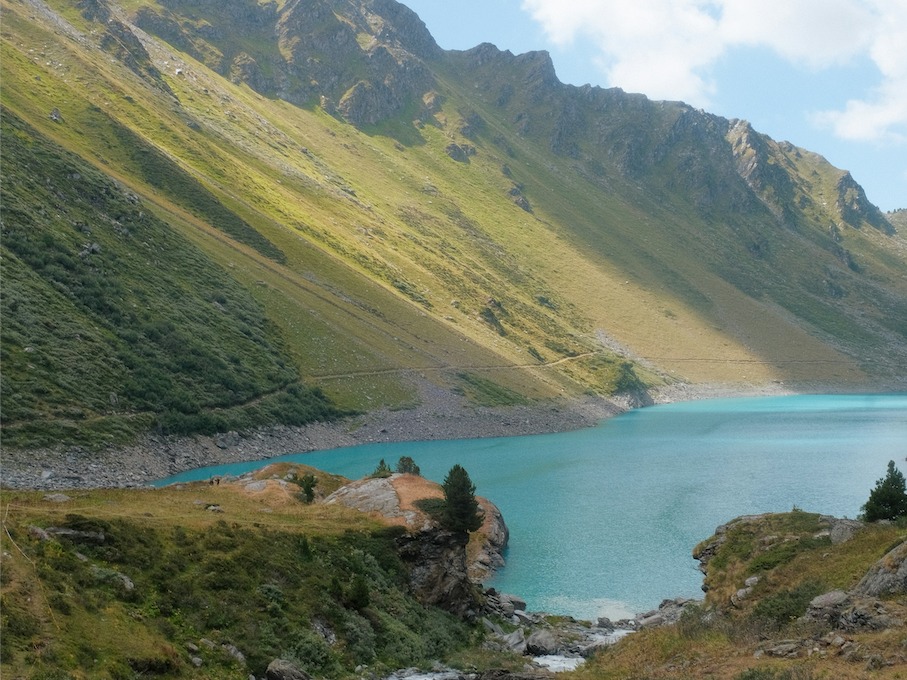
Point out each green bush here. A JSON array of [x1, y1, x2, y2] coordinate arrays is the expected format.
[[751, 581, 824, 629]]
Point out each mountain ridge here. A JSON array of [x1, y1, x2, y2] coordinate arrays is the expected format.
[[2, 0, 905, 452]]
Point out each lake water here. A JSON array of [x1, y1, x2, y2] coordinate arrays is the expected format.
[[154, 394, 907, 621]]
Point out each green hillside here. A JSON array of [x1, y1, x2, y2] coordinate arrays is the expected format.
[[2, 0, 905, 449], [0, 468, 478, 679]]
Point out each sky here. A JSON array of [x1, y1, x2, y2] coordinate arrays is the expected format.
[[400, 0, 906, 212]]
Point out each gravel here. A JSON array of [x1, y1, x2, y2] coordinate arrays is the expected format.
[[1, 379, 626, 490]]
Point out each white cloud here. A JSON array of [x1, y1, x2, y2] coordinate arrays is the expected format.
[[520, 0, 907, 142], [812, 0, 907, 142]]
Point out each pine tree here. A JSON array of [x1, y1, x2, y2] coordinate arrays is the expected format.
[[861, 460, 907, 522], [441, 464, 483, 533], [370, 458, 392, 478], [396, 456, 421, 475]]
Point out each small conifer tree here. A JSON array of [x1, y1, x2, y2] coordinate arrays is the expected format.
[[441, 464, 483, 533], [396, 456, 421, 475], [861, 460, 907, 522], [370, 458, 392, 478]]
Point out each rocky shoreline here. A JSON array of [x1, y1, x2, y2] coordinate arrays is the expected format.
[[0, 377, 857, 490]]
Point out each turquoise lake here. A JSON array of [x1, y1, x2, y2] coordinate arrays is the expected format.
[[154, 393, 907, 621]]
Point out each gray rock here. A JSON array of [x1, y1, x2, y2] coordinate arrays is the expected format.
[[222, 643, 246, 664], [853, 541, 907, 597], [525, 628, 558, 655], [811, 590, 849, 609], [43, 493, 70, 502], [499, 593, 526, 612], [828, 518, 863, 544], [28, 526, 51, 541], [499, 628, 526, 654], [46, 527, 105, 543], [266, 658, 311, 680], [190, 656, 203, 667], [90, 565, 134, 591], [766, 641, 802, 658]]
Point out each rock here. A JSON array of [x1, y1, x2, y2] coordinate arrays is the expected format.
[[50, 107, 62, 122], [90, 565, 134, 591], [525, 628, 558, 655], [499, 628, 527, 654], [468, 500, 509, 582], [744, 576, 760, 587], [266, 658, 311, 680], [638, 597, 698, 627], [827, 517, 863, 544], [190, 656, 203, 667], [766, 641, 802, 658], [853, 541, 907, 596], [45, 527, 105, 543], [28, 526, 51, 541], [446, 143, 470, 162], [221, 643, 245, 665], [804, 590, 901, 631], [214, 431, 241, 449], [43, 493, 71, 502], [396, 528, 481, 618]]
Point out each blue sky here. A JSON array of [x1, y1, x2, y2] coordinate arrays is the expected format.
[[401, 1, 905, 212]]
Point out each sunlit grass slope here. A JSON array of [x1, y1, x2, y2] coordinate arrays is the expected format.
[[2, 0, 905, 447]]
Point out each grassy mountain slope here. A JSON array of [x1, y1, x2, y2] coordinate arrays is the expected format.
[[2, 0, 905, 449]]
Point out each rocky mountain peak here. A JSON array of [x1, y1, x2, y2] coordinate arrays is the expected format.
[[835, 171, 894, 233], [133, 0, 437, 124]]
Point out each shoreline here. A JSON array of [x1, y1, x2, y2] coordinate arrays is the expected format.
[[0, 379, 894, 490]]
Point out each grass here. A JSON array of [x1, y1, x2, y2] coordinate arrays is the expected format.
[[570, 512, 907, 680], [0, 476, 475, 678], [0, 109, 342, 447]]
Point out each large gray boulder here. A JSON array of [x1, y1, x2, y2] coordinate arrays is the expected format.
[[266, 658, 310, 680], [853, 541, 907, 597], [525, 628, 558, 655]]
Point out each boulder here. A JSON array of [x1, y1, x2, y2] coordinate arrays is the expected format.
[[525, 628, 558, 655], [828, 517, 863, 544], [266, 658, 311, 680], [853, 541, 907, 597], [499, 628, 527, 654]]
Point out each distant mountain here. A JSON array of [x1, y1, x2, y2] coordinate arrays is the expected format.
[[2, 0, 905, 448]]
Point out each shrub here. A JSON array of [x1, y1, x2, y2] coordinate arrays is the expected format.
[[751, 581, 824, 629], [396, 456, 420, 475], [370, 459, 393, 478]]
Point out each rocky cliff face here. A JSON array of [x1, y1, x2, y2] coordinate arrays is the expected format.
[[395, 528, 482, 619], [133, 0, 437, 124], [324, 473, 506, 617]]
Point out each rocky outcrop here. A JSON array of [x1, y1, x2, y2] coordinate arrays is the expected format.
[[396, 528, 482, 618], [469, 499, 509, 582], [133, 0, 436, 125], [802, 590, 902, 632], [852, 540, 907, 597], [325, 473, 505, 617]]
